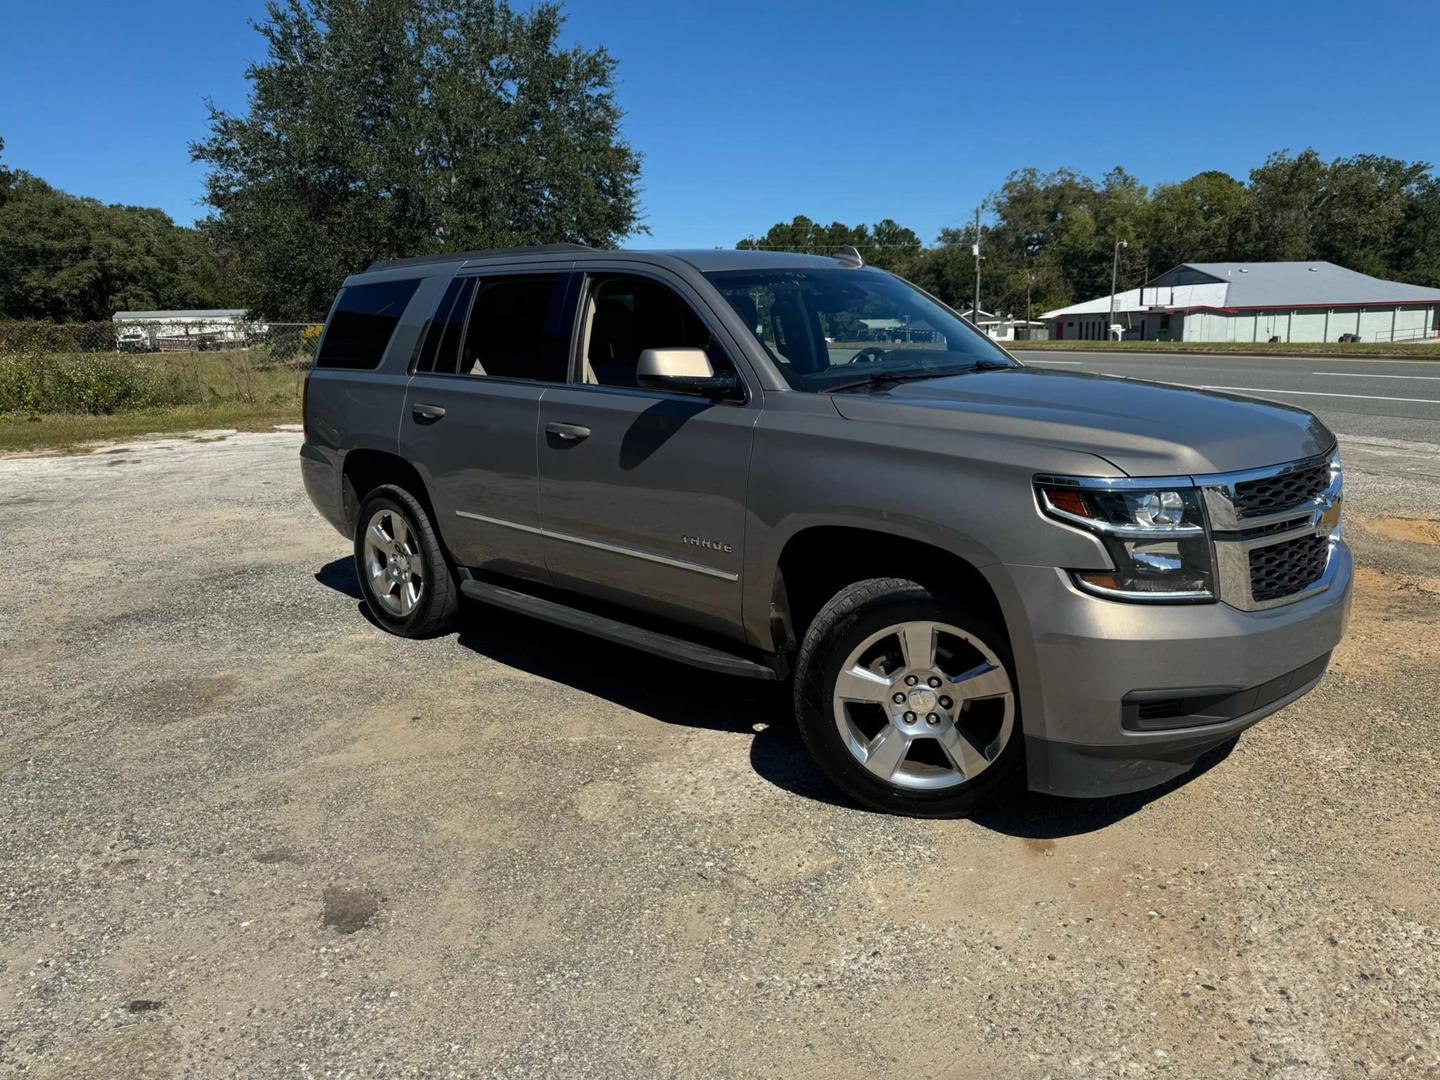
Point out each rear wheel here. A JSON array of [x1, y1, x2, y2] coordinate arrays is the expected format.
[[794, 578, 1021, 817], [353, 484, 458, 637]]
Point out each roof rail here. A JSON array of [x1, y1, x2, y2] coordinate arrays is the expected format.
[[366, 243, 595, 271], [833, 245, 864, 269]]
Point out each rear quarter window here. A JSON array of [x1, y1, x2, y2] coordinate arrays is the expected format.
[[316, 278, 422, 369]]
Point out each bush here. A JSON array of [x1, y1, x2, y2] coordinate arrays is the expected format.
[[0, 352, 181, 414], [0, 320, 315, 419], [301, 323, 323, 354]]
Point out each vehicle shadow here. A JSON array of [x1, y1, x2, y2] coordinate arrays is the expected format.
[[970, 737, 1238, 840], [315, 556, 1233, 837], [315, 557, 364, 600]]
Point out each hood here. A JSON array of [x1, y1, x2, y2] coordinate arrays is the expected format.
[[828, 368, 1335, 476]]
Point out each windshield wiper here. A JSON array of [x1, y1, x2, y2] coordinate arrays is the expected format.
[[823, 362, 1013, 393], [823, 370, 947, 393]]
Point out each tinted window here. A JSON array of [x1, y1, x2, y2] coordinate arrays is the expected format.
[[415, 276, 476, 373], [316, 278, 421, 369], [704, 268, 1012, 392], [456, 275, 573, 381], [583, 275, 730, 388]]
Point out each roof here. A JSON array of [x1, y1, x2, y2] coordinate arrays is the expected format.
[[1040, 289, 1145, 319], [367, 243, 594, 270], [113, 309, 248, 321], [1041, 261, 1440, 319], [1183, 261, 1440, 306], [362, 246, 864, 276]]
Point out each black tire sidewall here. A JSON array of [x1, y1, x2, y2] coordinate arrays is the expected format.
[[352, 485, 456, 637], [795, 581, 1023, 818]]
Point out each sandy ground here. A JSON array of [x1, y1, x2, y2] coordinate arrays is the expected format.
[[0, 430, 1437, 1079]]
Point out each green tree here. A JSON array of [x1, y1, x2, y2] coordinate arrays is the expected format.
[[192, 0, 643, 320], [0, 141, 234, 322], [746, 149, 1440, 316], [737, 215, 922, 273], [1311, 154, 1430, 277], [1249, 149, 1328, 261], [1395, 174, 1440, 287], [1146, 170, 1256, 271]]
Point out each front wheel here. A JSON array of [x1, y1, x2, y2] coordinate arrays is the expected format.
[[793, 578, 1021, 817], [353, 484, 459, 637]]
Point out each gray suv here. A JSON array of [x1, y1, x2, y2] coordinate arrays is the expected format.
[[301, 244, 1351, 817]]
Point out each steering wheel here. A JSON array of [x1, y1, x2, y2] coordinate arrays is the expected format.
[[847, 346, 888, 364]]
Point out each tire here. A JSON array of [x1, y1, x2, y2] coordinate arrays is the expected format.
[[352, 483, 459, 638], [793, 577, 1022, 818]]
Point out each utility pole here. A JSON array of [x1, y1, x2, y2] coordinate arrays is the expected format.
[[1108, 238, 1128, 341], [972, 206, 982, 324]]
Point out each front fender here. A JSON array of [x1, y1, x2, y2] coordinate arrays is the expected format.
[[740, 396, 1119, 649]]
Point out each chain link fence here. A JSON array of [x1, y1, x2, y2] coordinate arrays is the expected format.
[[0, 319, 322, 416]]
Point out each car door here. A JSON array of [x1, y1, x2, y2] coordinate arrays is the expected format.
[[536, 267, 760, 642], [401, 267, 578, 583]]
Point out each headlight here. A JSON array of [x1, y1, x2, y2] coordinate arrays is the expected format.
[[1035, 477, 1215, 602]]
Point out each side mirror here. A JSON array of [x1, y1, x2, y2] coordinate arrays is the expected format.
[[636, 348, 741, 399]]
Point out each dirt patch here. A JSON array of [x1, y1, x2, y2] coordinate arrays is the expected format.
[[322, 885, 381, 934], [125, 675, 238, 724], [253, 846, 299, 865], [1330, 565, 1440, 677], [1363, 516, 1440, 546]]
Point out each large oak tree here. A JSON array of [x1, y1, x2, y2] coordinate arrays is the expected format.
[[192, 0, 643, 319]]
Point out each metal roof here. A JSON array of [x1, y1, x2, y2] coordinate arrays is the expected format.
[[1041, 261, 1440, 319], [1182, 261, 1440, 307], [113, 309, 249, 321], [1040, 289, 1145, 319]]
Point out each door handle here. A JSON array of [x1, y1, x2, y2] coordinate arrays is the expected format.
[[412, 403, 446, 422], [546, 421, 591, 441]]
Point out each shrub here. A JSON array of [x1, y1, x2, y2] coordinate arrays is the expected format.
[[300, 323, 323, 354], [0, 352, 172, 414]]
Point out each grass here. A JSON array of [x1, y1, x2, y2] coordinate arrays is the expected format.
[[0, 402, 302, 453], [0, 347, 307, 453], [1005, 338, 1440, 358]]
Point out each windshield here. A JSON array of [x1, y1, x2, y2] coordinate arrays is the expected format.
[[704, 267, 1017, 391]]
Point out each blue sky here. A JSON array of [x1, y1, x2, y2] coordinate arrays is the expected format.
[[2, 0, 1436, 248]]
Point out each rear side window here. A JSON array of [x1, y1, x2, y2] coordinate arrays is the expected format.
[[315, 278, 421, 369], [452, 275, 573, 381], [414, 276, 476, 373]]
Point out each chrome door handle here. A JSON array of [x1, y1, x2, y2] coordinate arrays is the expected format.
[[412, 403, 446, 422], [546, 422, 591, 441]]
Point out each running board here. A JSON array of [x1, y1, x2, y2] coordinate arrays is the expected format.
[[459, 579, 783, 680]]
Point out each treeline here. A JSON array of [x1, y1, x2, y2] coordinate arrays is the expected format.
[[0, 138, 235, 322], [739, 150, 1440, 317]]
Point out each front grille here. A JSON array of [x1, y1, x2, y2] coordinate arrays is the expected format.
[[1231, 460, 1330, 517], [1249, 533, 1330, 603]]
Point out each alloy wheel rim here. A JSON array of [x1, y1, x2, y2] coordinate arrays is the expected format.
[[362, 508, 426, 618], [831, 619, 1015, 791]]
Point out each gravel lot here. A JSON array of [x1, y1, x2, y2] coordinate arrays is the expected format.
[[1, 429, 1437, 1079]]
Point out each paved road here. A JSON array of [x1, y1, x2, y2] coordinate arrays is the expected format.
[[1018, 349, 1440, 444]]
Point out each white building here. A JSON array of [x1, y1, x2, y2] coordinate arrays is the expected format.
[[112, 309, 254, 352], [960, 308, 1048, 342], [1041, 262, 1440, 344]]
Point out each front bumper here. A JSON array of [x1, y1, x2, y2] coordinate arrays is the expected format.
[[985, 539, 1352, 798]]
